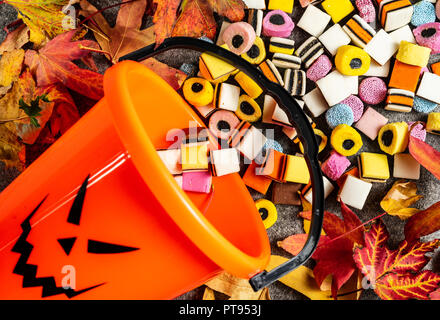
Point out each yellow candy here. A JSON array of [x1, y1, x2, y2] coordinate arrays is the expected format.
[[335, 45, 371, 76], [396, 41, 431, 68], [358, 152, 390, 183], [299, 128, 327, 154], [330, 124, 363, 156], [241, 37, 266, 65], [378, 122, 409, 155], [284, 155, 310, 184], [236, 95, 262, 122], [181, 141, 209, 171], [322, 0, 354, 23], [182, 77, 214, 107], [255, 199, 278, 229], [427, 112, 440, 135], [199, 44, 236, 83], [234, 71, 263, 99], [268, 0, 294, 13]]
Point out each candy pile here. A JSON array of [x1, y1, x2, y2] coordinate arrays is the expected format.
[[158, 0, 440, 229]]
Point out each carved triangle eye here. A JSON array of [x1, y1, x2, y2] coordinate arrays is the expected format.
[[57, 237, 77, 255]]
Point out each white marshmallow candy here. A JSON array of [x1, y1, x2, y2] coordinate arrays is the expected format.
[[318, 24, 351, 56], [364, 29, 396, 66], [417, 72, 440, 104], [316, 70, 353, 106], [211, 148, 240, 176], [242, 0, 266, 9], [297, 5, 331, 37], [215, 83, 240, 111], [304, 176, 334, 203], [237, 126, 267, 161], [303, 87, 329, 117], [393, 153, 420, 180], [389, 25, 416, 53], [339, 175, 373, 210], [364, 60, 391, 77], [157, 149, 182, 175]]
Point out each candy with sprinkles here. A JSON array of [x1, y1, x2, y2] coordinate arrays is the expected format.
[[331, 124, 363, 157], [306, 54, 332, 82], [356, 0, 376, 23], [341, 95, 364, 122], [247, 9, 264, 37], [209, 109, 240, 140], [427, 112, 440, 135], [322, 0, 354, 23], [268, 0, 294, 13], [242, 0, 266, 9], [272, 52, 302, 69], [298, 128, 328, 154], [358, 152, 390, 183], [335, 45, 371, 76], [222, 22, 256, 55], [255, 199, 278, 229], [210, 148, 240, 177], [297, 5, 331, 37], [378, 122, 409, 155], [364, 60, 391, 77], [213, 82, 240, 111], [241, 36, 266, 64], [259, 60, 284, 85], [408, 121, 427, 141], [325, 103, 355, 128], [284, 69, 306, 96], [416, 72, 440, 104], [355, 107, 389, 140], [388, 60, 422, 92], [317, 70, 354, 106], [339, 175, 372, 210], [303, 87, 329, 117], [182, 171, 212, 194], [413, 22, 440, 53], [236, 94, 262, 122], [262, 10, 295, 38], [411, 0, 436, 27], [242, 161, 272, 194], [379, 0, 414, 32], [413, 96, 438, 113], [294, 36, 325, 68], [396, 41, 432, 67], [322, 151, 351, 181], [318, 23, 351, 56], [389, 25, 416, 51], [385, 88, 414, 112], [364, 29, 396, 66], [393, 153, 421, 180], [359, 77, 387, 105], [182, 77, 214, 107], [342, 15, 377, 49], [272, 182, 302, 205], [235, 71, 263, 99], [269, 37, 295, 55]]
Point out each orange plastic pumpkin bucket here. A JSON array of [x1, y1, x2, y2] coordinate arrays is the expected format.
[[0, 61, 270, 299]]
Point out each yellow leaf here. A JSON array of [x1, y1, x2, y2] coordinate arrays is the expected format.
[[300, 193, 312, 212], [257, 287, 271, 300], [267, 255, 362, 300], [303, 219, 326, 235], [380, 180, 423, 220], [0, 123, 25, 171], [204, 272, 266, 300], [0, 49, 25, 89], [0, 24, 30, 55]]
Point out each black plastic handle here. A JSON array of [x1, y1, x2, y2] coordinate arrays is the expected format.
[[119, 37, 325, 291]]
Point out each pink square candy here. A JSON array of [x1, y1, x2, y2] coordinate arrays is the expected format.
[[182, 171, 212, 193], [355, 107, 388, 140], [322, 151, 351, 181]]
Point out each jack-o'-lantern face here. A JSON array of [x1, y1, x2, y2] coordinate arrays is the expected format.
[[12, 176, 139, 298]]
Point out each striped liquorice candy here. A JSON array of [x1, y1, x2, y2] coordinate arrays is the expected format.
[[385, 88, 414, 112], [248, 9, 263, 37], [342, 14, 376, 49], [269, 37, 295, 55], [283, 69, 306, 97], [294, 37, 324, 68], [259, 60, 284, 85], [379, 0, 413, 32], [272, 52, 301, 70]]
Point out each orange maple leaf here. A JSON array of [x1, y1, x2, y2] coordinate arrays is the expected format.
[[409, 123, 440, 180], [24, 30, 104, 101], [405, 201, 440, 243], [353, 219, 440, 300], [153, 0, 181, 46]]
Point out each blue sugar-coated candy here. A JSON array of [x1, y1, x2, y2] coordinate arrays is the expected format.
[[325, 103, 354, 128], [263, 138, 283, 153], [180, 63, 196, 76], [413, 96, 438, 113], [411, 1, 436, 27]]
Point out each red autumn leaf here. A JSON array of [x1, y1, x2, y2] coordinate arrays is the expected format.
[[153, 0, 181, 46], [408, 127, 440, 180], [353, 219, 440, 300], [278, 234, 329, 256], [24, 30, 104, 101], [404, 201, 440, 243], [206, 0, 245, 22], [140, 58, 188, 90], [171, 0, 217, 40], [47, 85, 80, 137]]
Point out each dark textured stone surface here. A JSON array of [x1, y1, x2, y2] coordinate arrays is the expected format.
[[0, 0, 439, 301]]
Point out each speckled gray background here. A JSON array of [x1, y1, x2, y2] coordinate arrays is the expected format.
[[0, 0, 439, 300]]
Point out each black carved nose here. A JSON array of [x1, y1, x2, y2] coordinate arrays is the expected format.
[[57, 237, 77, 255]]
